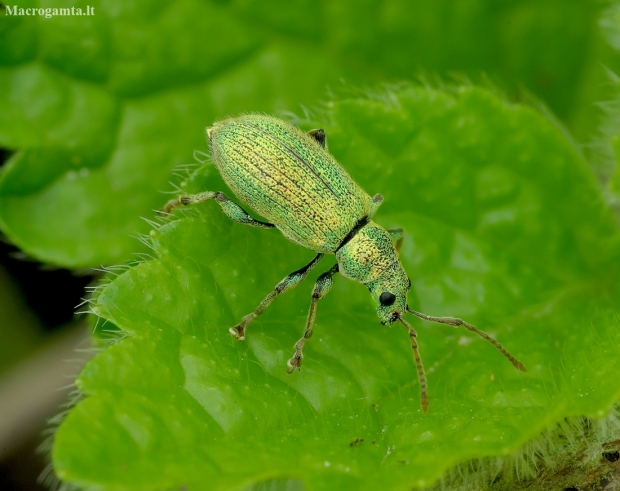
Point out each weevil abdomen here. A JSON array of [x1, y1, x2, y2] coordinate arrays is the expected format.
[[209, 115, 373, 253]]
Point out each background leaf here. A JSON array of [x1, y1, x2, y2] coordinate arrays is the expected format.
[[52, 86, 620, 490], [1, 0, 618, 267]]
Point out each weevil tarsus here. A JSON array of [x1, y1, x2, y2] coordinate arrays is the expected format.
[[369, 193, 384, 218], [307, 129, 326, 148], [163, 191, 275, 229], [406, 307, 527, 372], [287, 263, 339, 373], [387, 228, 404, 252], [229, 253, 324, 340]]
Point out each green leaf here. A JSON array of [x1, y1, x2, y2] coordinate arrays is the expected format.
[[53, 86, 620, 490], [0, 0, 357, 267], [0, 0, 613, 267]]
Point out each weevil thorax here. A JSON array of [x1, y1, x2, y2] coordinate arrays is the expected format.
[[336, 221, 410, 325]]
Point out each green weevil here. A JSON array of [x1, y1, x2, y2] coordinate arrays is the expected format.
[[163, 114, 526, 412]]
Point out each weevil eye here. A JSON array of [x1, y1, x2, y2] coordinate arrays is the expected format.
[[380, 291, 396, 306]]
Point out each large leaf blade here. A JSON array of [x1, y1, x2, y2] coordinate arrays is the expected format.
[[53, 86, 620, 490]]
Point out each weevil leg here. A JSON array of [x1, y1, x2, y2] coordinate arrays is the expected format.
[[406, 308, 527, 372], [229, 253, 324, 339], [307, 129, 326, 148], [387, 228, 404, 252], [162, 191, 275, 229], [287, 264, 339, 373], [369, 194, 384, 218]]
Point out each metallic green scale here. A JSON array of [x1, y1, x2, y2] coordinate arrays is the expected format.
[[336, 222, 409, 322], [209, 115, 372, 253], [163, 114, 526, 412]]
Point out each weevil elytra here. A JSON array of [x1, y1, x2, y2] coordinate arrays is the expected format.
[[163, 114, 526, 412]]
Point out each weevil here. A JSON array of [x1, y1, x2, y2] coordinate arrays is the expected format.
[[163, 114, 526, 412]]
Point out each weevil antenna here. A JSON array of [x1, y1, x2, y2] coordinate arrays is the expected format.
[[406, 307, 526, 372], [398, 316, 428, 413]]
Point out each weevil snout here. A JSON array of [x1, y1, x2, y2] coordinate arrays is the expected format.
[[378, 306, 405, 325], [375, 290, 408, 325]]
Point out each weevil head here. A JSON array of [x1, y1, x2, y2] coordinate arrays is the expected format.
[[367, 268, 411, 325]]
